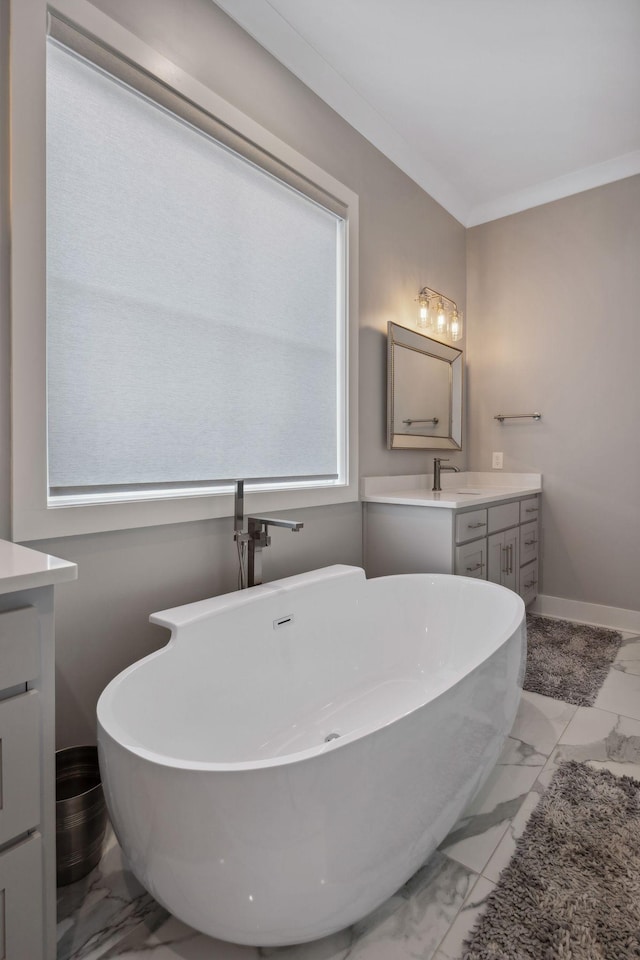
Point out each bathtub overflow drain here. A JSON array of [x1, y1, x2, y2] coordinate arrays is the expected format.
[[324, 732, 340, 742]]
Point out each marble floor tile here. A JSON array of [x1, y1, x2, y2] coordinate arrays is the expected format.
[[615, 634, 640, 658], [432, 875, 496, 960], [57, 829, 168, 960], [594, 657, 640, 720], [536, 704, 640, 790], [509, 690, 577, 757]]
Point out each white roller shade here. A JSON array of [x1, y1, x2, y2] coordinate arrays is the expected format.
[[46, 39, 344, 494]]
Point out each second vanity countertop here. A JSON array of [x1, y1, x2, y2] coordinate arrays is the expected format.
[[0, 539, 77, 595], [361, 472, 542, 509]]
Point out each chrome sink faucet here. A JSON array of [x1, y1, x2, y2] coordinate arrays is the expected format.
[[233, 480, 303, 588], [432, 457, 460, 492]]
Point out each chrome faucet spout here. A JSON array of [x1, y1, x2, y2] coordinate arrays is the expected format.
[[432, 457, 460, 492], [248, 516, 303, 532], [246, 516, 304, 587]]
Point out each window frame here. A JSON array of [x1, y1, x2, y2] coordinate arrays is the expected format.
[[10, 0, 359, 541]]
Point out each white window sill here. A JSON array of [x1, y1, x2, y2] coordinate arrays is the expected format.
[[15, 480, 359, 542]]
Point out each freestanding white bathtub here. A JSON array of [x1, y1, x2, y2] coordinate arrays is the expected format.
[[97, 565, 525, 947]]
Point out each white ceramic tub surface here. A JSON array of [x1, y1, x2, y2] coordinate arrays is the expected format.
[[97, 565, 525, 947]]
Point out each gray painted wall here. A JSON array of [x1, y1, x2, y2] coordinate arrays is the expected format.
[[0, 2, 10, 539], [467, 175, 640, 611], [5, 0, 466, 746]]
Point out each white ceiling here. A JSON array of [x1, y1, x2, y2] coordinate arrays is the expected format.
[[213, 0, 640, 226]]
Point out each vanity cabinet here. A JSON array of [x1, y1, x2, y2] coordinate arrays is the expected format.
[[362, 477, 541, 605], [0, 542, 76, 959]]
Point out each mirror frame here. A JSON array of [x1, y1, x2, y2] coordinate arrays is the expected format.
[[387, 321, 463, 450]]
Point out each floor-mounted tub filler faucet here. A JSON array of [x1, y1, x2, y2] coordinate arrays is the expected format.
[[233, 480, 304, 589], [432, 457, 460, 492]]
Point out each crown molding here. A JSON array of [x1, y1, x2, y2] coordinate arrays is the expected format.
[[466, 150, 640, 227]]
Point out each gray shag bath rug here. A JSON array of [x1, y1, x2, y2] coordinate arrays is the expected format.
[[462, 761, 640, 959], [523, 614, 623, 706]]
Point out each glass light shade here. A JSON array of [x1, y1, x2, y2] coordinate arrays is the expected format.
[[417, 293, 431, 329], [435, 298, 448, 334], [449, 308, 463, 341]]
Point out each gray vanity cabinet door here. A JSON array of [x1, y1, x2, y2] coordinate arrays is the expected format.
[[0, 833, 44, 957], [488, 529, 519, 592]]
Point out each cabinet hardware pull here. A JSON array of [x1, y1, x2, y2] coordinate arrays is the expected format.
[[467, 521, 487, 529], [466, 562, 484, 572], [402, 417, 439, 425], [525, 507, 537, 513], [503, 542, 513, 575], [524, 538, 538, 546], [525, 578, 538, 589]]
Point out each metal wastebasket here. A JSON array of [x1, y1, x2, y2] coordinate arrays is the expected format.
[[56, 745, 108, 886]]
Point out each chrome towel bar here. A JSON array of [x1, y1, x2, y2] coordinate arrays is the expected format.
[[494, 412, 542, 422]]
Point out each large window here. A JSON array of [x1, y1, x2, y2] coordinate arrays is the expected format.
[[47, 28, 345, 501], [10, 3, 358, 540]]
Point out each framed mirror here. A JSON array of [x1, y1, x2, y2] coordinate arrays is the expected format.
[[387, 322, 463, 450]]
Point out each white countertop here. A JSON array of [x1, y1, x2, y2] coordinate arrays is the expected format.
[[0, 539, 77, 595], [361, 472, 542, 509]]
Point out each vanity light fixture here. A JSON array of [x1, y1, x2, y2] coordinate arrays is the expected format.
[[415, 286, 463, 342]]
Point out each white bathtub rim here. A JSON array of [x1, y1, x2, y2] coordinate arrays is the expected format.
[[149, 563, 364, 632], [97, 572, 525, 774]]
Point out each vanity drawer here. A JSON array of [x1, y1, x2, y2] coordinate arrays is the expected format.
[[455, 539, 487, 579], [520, 521, 539, 565], [0, 691, 40, 846], [455, 509, 488, 544], [0, 832, 43, 958], [488, 501, 519, 533], [520, 497, 539, 523], [0, 606, 39, 691], [520, 559, 539, 605]]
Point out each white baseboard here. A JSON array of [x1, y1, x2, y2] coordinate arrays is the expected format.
[[530, 593, 640, 635]]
